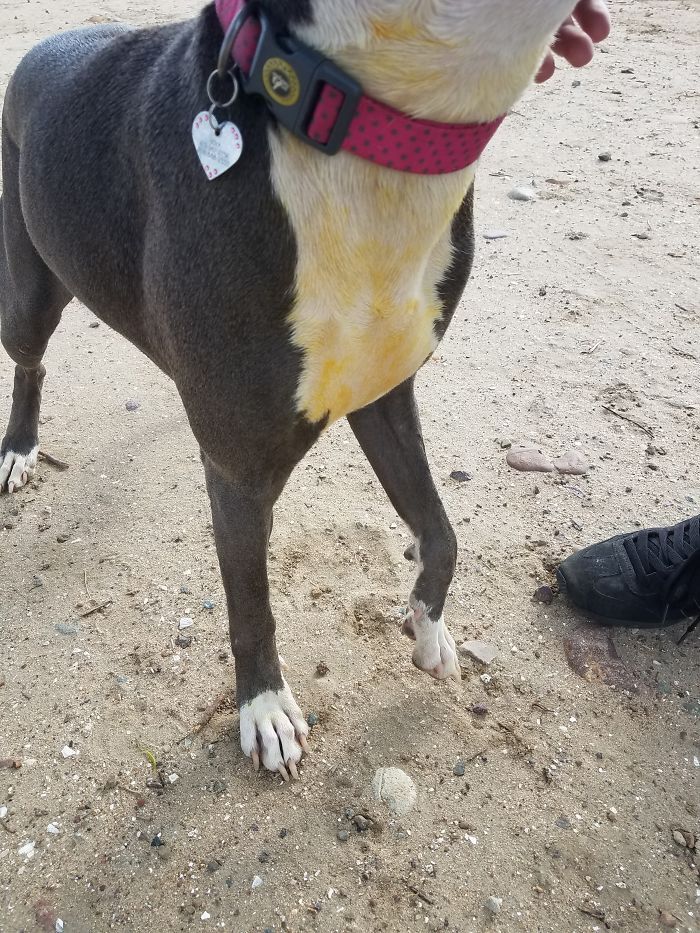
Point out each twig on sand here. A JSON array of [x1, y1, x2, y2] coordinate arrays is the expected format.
[[601, 405, 653, 438], [186, 692, 232, 738], [79, 598, 113, 618], [38, 450, 70, 471]]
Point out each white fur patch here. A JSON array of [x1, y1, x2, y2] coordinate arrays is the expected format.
[[294, 0, 579, 123], [271, 0, 580, 426], [239, 680, 309, 773], [404, 599, 460, 680], [0, 445, 39, 494]]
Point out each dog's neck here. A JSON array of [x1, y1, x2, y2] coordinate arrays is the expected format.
[[265, 0, 580, 125]]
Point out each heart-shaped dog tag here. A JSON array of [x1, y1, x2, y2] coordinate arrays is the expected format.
[[192, 111, 243, 181]]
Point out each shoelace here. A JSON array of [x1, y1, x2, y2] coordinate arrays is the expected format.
[[623, 515, 700, 642], [665, 548, 700, 643], [623, 515, 700, 580]]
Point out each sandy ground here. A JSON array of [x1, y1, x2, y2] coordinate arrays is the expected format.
[[1, 1, 699, 931]]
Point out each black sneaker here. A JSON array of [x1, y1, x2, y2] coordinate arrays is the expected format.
[[557, 514, 700, 628]]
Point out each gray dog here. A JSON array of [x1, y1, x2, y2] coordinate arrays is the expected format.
[[1, 0, 580, 778]]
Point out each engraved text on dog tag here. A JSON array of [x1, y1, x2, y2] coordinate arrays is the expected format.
[[192, 111, 243, 181]]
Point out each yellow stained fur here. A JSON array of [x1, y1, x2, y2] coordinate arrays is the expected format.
[[272, 1, 569, 426], [269, 135, 474, 425]]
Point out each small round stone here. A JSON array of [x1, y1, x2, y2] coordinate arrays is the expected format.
[[337, 829, 350, 842], [485, 896, 503, 915]]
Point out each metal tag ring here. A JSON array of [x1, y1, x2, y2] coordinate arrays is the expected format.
[[206, 69, 240, 109]]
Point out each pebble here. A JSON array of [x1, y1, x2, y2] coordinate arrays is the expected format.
[[533, 585, 554, 605], [176, 634, 192, 648], [56, 533, 70, 543], [485, 896, 503, 915], [251, 875, 263, 890], [306, 712, 319, 727], [55, 623, 78, 636], [483, 230, 510, 240], [125, 399, 141, 412], [453, 760, 466, 777], [672, 830, 687, 847], [56, 921, 64, 933], [450, 470, 472, 483], [506, 448, 555, 473], [459, 640, 498, 665], [18, 841, 35, 859], [258, 850, 270, 863], [471, 703, 489, 717], [47, 823, 60, 835], [508, 186, 537, 202], [179, 617, 194, 630], [168, 773, 180, 785], [598, 151, 612, 162], [371, 767, 417, 817], [201, 912, 211, 921], [353, 814, 370, 832], [151, 833, 165, 847], [202, 599, 215, 610], [337, 829, 350, 842], [61, 745, 79, 759], [553, 450, 588, 476]]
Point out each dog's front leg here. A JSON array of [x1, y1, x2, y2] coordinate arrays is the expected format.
[[347, 379, 460, 680], [203, 456, 309, 779]]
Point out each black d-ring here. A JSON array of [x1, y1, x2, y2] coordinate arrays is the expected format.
[[217, 6, 251, 78]]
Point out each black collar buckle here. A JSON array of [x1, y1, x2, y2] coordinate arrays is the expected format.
[[239, 11, 362, 155]]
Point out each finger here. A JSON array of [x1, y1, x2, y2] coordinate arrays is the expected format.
[[278, 764, 290, 782], [252, 748, 261, 771], [287, 759, 299, 781], [298, 734, 310, 753], [573, 0, 611, 44], [551, 23, 595, 68]]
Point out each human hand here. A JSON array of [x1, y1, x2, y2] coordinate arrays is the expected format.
[[536, 0, 611, 83]]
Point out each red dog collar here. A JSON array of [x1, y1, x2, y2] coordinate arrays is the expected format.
[[214, 0, 505, 175]]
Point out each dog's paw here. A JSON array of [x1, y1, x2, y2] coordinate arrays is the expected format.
[[403, 602, 460, 681], [0, 446, 38, 494], [239, 680, 310, 780]]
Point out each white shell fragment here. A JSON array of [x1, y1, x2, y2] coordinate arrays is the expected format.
[[371, 767, 417, 817]]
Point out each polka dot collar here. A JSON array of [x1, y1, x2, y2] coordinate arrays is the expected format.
[[215, 0, 505, 175]]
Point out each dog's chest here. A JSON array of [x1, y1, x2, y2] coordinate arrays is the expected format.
[[270, 136, 474, 425]]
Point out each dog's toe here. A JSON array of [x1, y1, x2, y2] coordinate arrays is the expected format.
[[0, 447, 38, 494], [239, 680, 310, 779]]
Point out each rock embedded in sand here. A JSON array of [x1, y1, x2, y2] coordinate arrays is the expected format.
[[371, 768, 417, 817], [508, 186, 537, 202], [506, 448, 555, 473], [485, 896, 503, 914], [553, 451, 589, 475], [533, 585, 554, 605], [459, 640, 498, 666]]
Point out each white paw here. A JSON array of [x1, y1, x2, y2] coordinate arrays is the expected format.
[[0, 446, 38, 494], [239, 680, 310, 780], [403, 600, 460, 681]]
